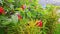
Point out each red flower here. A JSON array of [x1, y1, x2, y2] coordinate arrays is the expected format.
[[21, 5, 26, 10], [17, 14, 22, 20], [36, 20, 43, 27], [0, 7, 5, 14]]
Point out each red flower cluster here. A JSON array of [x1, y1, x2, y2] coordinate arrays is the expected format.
[[0, 7, 5, 14], [36, 20, 43, 27], [17, 14, 22, 20]]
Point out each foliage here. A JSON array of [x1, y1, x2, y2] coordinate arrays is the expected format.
[[0, 0, 58, 34]]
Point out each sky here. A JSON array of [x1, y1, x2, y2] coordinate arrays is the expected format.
[[39, 0, 60, 6]]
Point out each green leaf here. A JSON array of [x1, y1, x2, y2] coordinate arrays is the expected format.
[[27, 11, 32, 18], [11, 15, 18, 24], [10, 4, 14, 9], [1, 19, 11, 26], [0, 0, 2, 4], [7, 0, 14, 3]]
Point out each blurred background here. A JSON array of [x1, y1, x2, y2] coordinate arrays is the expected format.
[[39, 0, 60, 6]]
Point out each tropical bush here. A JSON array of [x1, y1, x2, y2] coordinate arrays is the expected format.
[[0, 0, 58, 34]]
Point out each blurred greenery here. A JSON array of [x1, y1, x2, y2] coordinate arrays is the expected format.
[[0, 0, 59, 34]]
